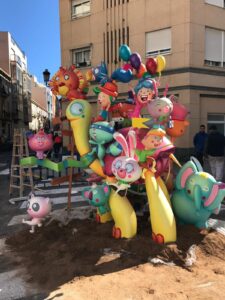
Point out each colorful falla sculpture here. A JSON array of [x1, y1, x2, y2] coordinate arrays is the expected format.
[[22, 44, 224, 246]]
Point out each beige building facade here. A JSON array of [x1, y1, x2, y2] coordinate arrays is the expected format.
[[0, 31, 32, 140], [59, 0, 225, 151]]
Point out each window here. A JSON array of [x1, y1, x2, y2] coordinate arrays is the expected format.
[[205, 28, 225, 67], [71, 0, 90, 18], [205, 0, 225, 8], [146, 28, 171, 57], [207, 114, 225, 135], [72, 47, 91, 68]]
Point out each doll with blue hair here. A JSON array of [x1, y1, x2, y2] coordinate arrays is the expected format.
[[129, 75, 158, 118]]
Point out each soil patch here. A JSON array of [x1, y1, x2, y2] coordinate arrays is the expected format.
[[5, 215, 225, 299]]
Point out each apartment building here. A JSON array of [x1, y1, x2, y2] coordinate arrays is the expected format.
[[59, 0, 225, 150], [0, 31, 32, 140], [29, 76, 56, 132]]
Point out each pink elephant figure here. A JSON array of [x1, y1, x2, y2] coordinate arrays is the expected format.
[[28, 129, 53, 159]]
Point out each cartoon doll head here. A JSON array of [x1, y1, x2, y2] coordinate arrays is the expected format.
[[141, 128, 165, 150], [134, 77, 157, 105]]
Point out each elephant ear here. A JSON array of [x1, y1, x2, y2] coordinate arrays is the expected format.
[[193, 185, 202, 211], [175, 161, 198, 190], [203, 184, 225, 210]]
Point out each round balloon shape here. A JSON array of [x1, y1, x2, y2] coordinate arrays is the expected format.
[[119, 44, 131, 61], [156, 55, 166, 73], [123, 63, 133, 71], [130, 53, 141, 70], [136, 63, 147, 78], [146, 58, 158, 75]]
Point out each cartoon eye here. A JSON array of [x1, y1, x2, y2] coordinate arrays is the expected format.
[[55, 76, 59, 81], [202, 186, 209, 192], [64, 74, 69, 80], [114, 160, 122, 169], [125, 163, 134, 173], [26, 201, 30, 209], [70, 102, 84, 115], [189, 179, 195, 185], [32, 202, 40, 212]]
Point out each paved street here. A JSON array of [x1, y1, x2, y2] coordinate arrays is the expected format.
[[0, 150, 92, 300], [0, 150, 225, 299]]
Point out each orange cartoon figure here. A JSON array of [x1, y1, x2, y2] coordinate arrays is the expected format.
[[166, 97, 189, 141], [49, 65, 88, 100]]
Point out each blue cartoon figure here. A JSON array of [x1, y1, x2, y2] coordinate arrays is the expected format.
[[82, 183, 111, 223], [89, 121, 118, 166], [171, 158, 225, 228]]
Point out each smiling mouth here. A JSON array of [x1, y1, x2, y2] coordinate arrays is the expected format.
[[141, 95, 148, 102]]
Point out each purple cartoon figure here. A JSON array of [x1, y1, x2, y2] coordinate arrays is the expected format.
[[28, 129, 53, 159], [22, 194, 52, 233]]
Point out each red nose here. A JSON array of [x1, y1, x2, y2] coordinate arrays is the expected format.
[[118, 168, 126, 179], [59, 82, 65, 87]]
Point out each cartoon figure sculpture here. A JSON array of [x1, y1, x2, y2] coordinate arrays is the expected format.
[[147, 96, 173, 128], [28, 129, 53, 159], [49, 65, 88, 100], [22, 194, 52, 233], [82, 183, 111, 223], [89, 122, 115, 166], [92, 61, 108, 85], [171, 159, 225, 228], [93, 81, 118, 122], [129, 76, 157, 118], [66, 99, 106, 178], [111, 130, 142, 193], [166, 97, 189, 141]]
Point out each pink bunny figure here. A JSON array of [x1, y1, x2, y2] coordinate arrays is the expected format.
[[111, 130, 142, 193], [28, 129, 53, 159], [22, 194, 52, 233]]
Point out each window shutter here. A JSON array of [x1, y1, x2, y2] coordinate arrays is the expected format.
[[146, 28, 171, 56], [205, 28, 222, 62], [205, 0, 224, 8]]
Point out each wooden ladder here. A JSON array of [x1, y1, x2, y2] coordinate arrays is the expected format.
[[9, 128, 34, 199]]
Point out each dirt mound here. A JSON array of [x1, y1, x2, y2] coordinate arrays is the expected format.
[[5, 216, 225, 299]]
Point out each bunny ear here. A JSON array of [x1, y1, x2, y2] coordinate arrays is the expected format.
[[113, 132, 129, 157], [128, 130, 137, 160]]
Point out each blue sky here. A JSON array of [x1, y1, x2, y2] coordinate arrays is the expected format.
[[0, 0, 60, 83]]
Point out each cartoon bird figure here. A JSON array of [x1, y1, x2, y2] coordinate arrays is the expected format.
[[66, 99, 106, 178]]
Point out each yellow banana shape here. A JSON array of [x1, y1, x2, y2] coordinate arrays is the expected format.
[[145, 170, 176, 243], [66, 99, 106, 178], [109, 189, 137, 238]]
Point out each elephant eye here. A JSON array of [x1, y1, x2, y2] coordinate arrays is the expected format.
[[202, 186, 209, 192], [189, 179, 194, 185]]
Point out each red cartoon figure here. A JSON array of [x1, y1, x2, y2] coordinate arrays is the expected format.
[[49, 65, 88, 100]]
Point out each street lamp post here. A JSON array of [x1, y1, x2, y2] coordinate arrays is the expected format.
[[43, 69, 51, 131], [43, 69, 50, 86]]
